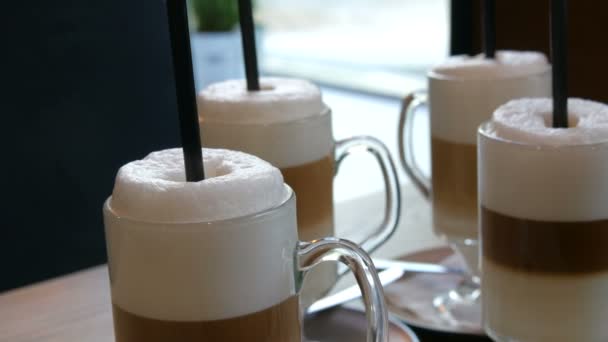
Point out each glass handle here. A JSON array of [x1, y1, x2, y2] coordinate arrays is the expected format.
[[334, 136, 401, 259], [298, 238, 388, 342], [398, 90, 431, 199]]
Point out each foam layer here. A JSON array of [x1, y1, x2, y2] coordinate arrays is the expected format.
[[429, 51, 551, 144], [432, 50, 549, 80], [111, 148, 289, 223], [198, 77, 325, 124], [479, 98, 608, 221], [491, 98, 608, 145], [105, 148, 298, 321], [483, 259, 608, 341]]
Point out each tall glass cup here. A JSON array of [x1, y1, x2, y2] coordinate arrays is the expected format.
[[105, 186, 388, 342], [397, 51, 551, 321], [199, 78, 401, 306], [478, 98, 608, 341]]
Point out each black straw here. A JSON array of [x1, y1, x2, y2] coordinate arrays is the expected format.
[[551, 0, 568, 128], [238, 0, 260, 91], [482, 0, 496, 59], [166, 0, 205, 181]]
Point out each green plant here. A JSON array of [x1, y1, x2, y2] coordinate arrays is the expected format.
[[190, 0, 239, 32]]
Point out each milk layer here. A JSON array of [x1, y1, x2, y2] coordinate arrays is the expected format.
[[483, 259, 608, 342]]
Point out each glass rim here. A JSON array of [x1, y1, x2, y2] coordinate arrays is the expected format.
[[478, 120, 608, 150], [104, 184, 295, 226], [201, 106, 331, 127], [427, 65, 551, 83]]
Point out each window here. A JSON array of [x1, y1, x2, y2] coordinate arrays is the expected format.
[[257, 0, 450, 96]]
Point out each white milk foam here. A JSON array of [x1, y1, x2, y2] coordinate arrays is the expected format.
[[198, 77, 333, 168], [430, 50, 551, 144], [483, 259, 608, 341], [111, 148, 288, 222], [105, 148, 297, 321], [491, 98, 608, 145], [198, 77, 325, 124], [480, 98, 608, 221], [433, 50, 549, 80]]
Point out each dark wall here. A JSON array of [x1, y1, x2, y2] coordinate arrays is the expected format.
[[457, 0, 607, 102], [1, 1, 181, 291]]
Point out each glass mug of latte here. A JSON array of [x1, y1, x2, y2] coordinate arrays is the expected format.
[[198, 77, 401, 305], [398, 51, 551, 321], [479, 99, 608, 342], [399, 51, 551, 272], [104, 148, 388, 342]]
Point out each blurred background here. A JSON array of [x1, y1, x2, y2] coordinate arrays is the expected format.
[[191, 0, 449, 95]]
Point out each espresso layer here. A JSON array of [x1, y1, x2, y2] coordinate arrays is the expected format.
[[281, 155, 337, 307], [113, 296, 301, 342], [431, 137, 478, 238], [481, 206, 608, 274], [281, 155, 334, 241]]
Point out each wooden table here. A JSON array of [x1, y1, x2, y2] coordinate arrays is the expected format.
[[0, 266, 113, 342], [0, 185, 442, 342]]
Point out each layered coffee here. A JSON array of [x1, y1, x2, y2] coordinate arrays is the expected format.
[[479, 98, 608, 341], [197, 78, 336, 303], [429, 51, 551, 272], [104, 148, 301, 342]]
